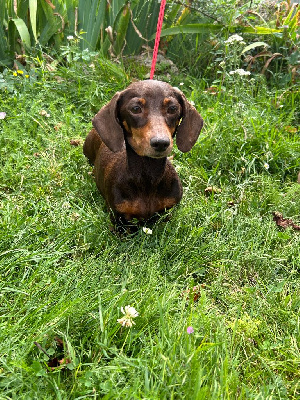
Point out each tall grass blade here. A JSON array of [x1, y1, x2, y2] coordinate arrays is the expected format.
[[98, 293, 104, 333]]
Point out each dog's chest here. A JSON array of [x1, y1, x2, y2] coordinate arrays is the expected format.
[[114, 194, 178, 221], [103, 156, 183, 221], [113, 170, 182, 220]]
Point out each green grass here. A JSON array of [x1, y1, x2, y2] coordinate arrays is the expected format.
[[0, 58, 300, 399]]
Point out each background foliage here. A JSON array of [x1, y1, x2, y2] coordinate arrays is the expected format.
[[0, 0, 300, 398], [1, 0, 299, 85]]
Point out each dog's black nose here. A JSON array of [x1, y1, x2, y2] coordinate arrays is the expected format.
[[150, 137, 170, 152]]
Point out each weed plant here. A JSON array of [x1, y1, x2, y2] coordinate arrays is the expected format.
[[0, 50, 299, 399]]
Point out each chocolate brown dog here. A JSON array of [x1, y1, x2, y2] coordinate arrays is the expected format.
[[83, 80, 203, 224]]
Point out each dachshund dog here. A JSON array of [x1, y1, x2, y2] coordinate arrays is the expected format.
[[83, 80, 203, 225]]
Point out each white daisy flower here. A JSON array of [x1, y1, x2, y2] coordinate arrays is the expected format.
[[142, 227, 153, 235], [229, 69, 251, 76], [225, 34, 245, 44], [117, 305, 139, 328]]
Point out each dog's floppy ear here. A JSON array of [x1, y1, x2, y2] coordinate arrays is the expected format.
[[92, 92, 125, 152], [174, 89, 204, 153]]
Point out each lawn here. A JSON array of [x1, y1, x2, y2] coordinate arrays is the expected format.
[[0, 56, 299, 399]]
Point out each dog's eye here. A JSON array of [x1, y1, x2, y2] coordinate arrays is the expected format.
[[167, 105, 178, 114], [130, 105, 142, 114]]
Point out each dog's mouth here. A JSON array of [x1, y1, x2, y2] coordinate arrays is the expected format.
[[148, 148, 173, 158], [140, 142, 174, 158], [126, 135, 173, 158]]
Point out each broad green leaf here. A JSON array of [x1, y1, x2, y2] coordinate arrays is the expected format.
[[78, 0, 107, 51], [283, 4, 297, 25], [125, 0, 160, 55], [11, 18, 31, 48], [17, 0, 30, 20], [90, 0, 107, 50], [157, 23, 283, 39], [38, 0, 61, 45], [0, 6, 7, 61], [242, 26, 283, 35], [165, 4, 182, 24], [158, 23, 226, 38], [0, 26, 9, 66], [29, 0, 38, 43], [113, 3, 131, 55], [241, 41, 269, 54], [87, 0, 107, 50]]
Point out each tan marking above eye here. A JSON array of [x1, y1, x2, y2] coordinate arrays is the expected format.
[[138, 98, 146, 105]]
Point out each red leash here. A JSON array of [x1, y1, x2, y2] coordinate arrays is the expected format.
[[150, 0, 167, 80]]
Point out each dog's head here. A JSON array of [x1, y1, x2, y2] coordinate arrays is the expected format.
[[92, 80, 203, 157]]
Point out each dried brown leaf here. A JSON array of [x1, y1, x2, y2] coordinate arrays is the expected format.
[[205, 186, 222, 195], [273, 212, 300, 231], [59, 358, 72, 365], [54, 337, 64, 349], [70, 139, 82, 146], [181, 285, 205, 302]]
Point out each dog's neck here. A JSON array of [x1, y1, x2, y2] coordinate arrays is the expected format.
[[125, 141, 167, 184]]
